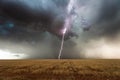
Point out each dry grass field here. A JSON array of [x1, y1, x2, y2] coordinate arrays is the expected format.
[[0, 59, 120, 80]]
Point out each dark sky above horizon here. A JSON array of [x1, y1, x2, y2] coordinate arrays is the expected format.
[[0, 0, 120, 59]]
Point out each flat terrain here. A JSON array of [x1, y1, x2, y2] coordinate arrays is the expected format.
[[0, 59, 120, 80]]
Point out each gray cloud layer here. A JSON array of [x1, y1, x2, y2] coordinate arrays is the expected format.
[[0, 0, 120, 59]]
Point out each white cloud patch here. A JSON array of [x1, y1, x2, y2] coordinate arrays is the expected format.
[[0, 49, 27, 59]]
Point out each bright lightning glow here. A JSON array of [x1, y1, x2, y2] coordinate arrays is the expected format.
[[63, 27, 67, 34], [58, 0, 75, 59]]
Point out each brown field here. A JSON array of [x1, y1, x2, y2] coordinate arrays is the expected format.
[[0, 59, 120, 80]]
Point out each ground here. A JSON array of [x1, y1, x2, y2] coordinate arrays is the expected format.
[[0, 59, 120, 80]]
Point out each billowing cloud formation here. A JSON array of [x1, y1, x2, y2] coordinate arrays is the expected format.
[[0, 0, 120, 59]]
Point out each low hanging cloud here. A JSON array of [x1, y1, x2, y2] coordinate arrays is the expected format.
[[75, 37, 120, 59], [72, 0, 120, 59], [0, 0, 120, 59]]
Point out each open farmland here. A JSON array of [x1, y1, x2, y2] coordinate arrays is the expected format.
[[0, 59, 120, 80]]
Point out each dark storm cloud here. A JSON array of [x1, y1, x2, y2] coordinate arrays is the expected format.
[[0, 0, 120, 59], [0, 0, 69, 39], [0, 0, 56, 22], [73, 0, 120, 59], [87, 0, 120, 39], [100, 0, 120, 21], [0, 0, 68, 25]]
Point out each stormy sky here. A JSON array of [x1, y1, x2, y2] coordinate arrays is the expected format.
[[0, 0, 120, 59]]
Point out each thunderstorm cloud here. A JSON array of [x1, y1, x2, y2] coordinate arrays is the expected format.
[[0, 0, 120, 59]]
